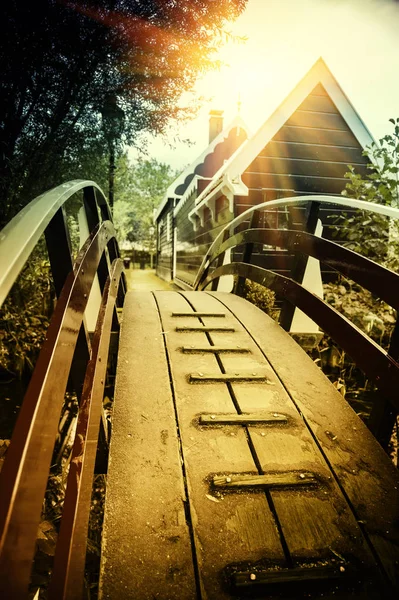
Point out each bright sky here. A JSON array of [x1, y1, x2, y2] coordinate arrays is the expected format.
[[129, 0, 399, 170]]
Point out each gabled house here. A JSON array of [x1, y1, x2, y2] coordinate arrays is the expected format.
[[157, 57, 376, 290], [155, 111, 249, 282]]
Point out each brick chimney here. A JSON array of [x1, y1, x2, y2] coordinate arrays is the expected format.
[[209, 110, 224, 143]]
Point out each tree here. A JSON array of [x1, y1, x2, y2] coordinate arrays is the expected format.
[[343, 117, 399, 207], [112, 156, 176, 247], [337, 118, 399, 269], [0, 0, 247, 226]]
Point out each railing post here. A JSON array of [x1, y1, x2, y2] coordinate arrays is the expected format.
[[83, 186, 119, 465], [45, 206, 91, 403], [211, 228, 230, 291], [45, 206, 73, 296], [234, 209, 262, 297], [84, 186, 121, 329], [368, 319, 399, 450], [279, 201, 320, 331], [84, 187, 108, 293]]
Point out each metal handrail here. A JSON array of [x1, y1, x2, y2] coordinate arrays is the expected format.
[[211, 228, 399, 310], [193, 195, 399, 290], [0, 181, 126, 598], [0, 179, 109, 308], [194, 194, 399, 450], [49, 257, 124, 599], [201, 261, 399, 411]]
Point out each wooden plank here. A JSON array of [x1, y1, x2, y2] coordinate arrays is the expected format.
[[286, 110, 349, 131], [246, 156, 368, 178], [241, 171, 347, 195], [154, 291, 285, 599], [273, 125, 360, 147], [298, 93, 339, 114], [210, 291, 399, 589], [99, 292, 197, 600], [258, 140, 366, 163], [182, 292, 381, 575]]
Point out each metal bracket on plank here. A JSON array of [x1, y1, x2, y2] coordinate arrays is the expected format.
[[212, 472, 319, 490], [232, 564, 354, 588], [200, 412, 288, 425], [189, 373, 269, 383], [176, 326, 235, 332], [182, 345, 251, 354], [172, 312, 226, 318]]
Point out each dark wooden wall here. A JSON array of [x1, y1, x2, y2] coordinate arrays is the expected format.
[[236, 83, 370, 278], [168, 85, 371, 286], [175, 194, 232, 286], [170, 126, 247, 286]]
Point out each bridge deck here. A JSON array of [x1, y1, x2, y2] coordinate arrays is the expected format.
[[99, 291, 399, 599]]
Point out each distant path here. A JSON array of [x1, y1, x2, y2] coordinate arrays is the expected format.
[[124, 267, 178, 291]]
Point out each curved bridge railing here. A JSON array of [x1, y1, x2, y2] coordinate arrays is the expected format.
[[194, 195, 399, 451], [0, 181, 126, 598]]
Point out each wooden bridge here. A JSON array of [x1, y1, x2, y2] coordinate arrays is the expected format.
[[0, 181, 398, 599]]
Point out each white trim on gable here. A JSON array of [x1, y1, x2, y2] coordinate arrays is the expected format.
[[189, 57, 377, 220], [227, 58, 375, 182]]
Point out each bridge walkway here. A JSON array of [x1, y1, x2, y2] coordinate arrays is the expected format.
[[2, 183, 399, 599], [124, 266, 178, 292], [99, 290, 399, 600]]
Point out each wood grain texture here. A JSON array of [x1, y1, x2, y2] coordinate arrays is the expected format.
[[273, 125, 359, 147], [155, 291, 285, 598], [99, 292, 196, 600], [210, 291, 399, 590], [246, 156, 368, 178], [258, 140, 366, 163], [100, 289, 399, 598], [184, 292, 377, 572]]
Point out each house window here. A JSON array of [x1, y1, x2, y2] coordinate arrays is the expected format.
[[158, 220, 163, 250], [167, 213, 171, 242]]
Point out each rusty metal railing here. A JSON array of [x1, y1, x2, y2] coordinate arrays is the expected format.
[[0, 181, 126, 599], [194, 195, 399, 451]]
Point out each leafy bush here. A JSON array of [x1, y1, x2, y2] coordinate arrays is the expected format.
[[335, 117, 399, 271], [323, 278, 396, 347], [0, 245, 54, 379], [242, 279, 277, 318]]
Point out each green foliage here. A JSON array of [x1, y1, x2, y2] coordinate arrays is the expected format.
[[242, 280, 277, 318], [332, 118, 399, 270], [343, 117, 399, 207], [315, 119, 399, 435], [324, 278, 396, 347], [0, 0, 247, 225], [113, 156, 176, 247], [310, 277, 396, 426], [330, 209, 389, 262], [0, 245, 54, 379]]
